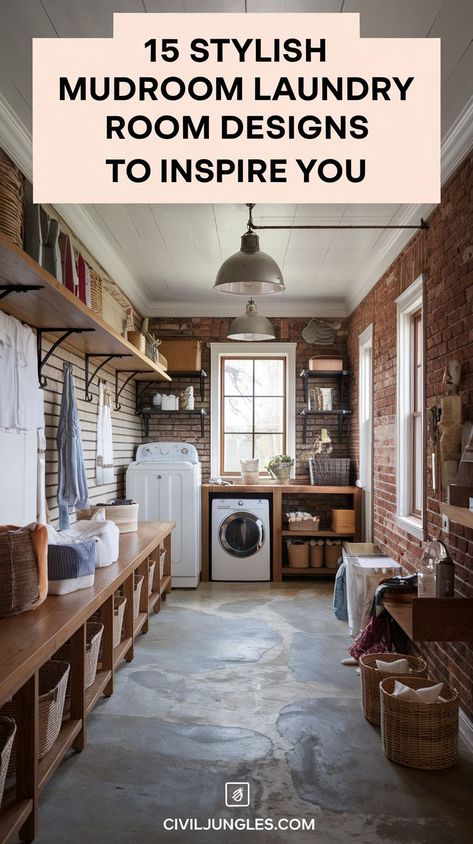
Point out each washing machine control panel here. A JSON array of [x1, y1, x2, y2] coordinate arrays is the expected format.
[[136, 442, 199, 464]]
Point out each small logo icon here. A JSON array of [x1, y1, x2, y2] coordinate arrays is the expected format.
[[225, 782, 250, 808]]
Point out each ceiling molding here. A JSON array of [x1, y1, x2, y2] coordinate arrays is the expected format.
[[441, 94, 473, 184], [146, 298, 348, 318], [0, 91, 32, 180]]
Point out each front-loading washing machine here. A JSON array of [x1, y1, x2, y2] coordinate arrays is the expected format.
[[211, 497, 271, 581]]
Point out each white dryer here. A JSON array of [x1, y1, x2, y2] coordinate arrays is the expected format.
[[126, 442, 201, 588], [211, 497, 271, 581]]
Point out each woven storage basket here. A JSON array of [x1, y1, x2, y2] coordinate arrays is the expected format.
[[287, 540, 309, 568], [148, 559, 156, 595], [287, 517, 320, 531], [325, 542, 342, 567], [56, 622, 104, 692], [0, 529, 40, 617], [133, 573, 144, 618], [0, 716, 16, 808], [380, 676, 459, 769], [104, 503, 139, 534], [360, 653, 428, 727], [309, 457, 350, 486], [4, 660, 70, 774], [160, 549, 166, 579], [89, 269, 103, 316], [127, 331, 146, 354], [0, 149, 24, 248], [309, 541, 324, 567]]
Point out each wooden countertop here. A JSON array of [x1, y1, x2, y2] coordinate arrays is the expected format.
[[0, 521, 174, 705], [202, 482, 358, 493], [383, 593, 473, 642]]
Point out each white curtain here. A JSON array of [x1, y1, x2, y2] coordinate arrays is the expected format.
[[96, 380, 114, 485]]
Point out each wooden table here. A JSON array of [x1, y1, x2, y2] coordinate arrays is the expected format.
[[201, 482, 362, 582], [0, 522, 173, 844]]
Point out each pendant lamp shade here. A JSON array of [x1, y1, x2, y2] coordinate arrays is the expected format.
[[227, 299, 276, 341], [214, 231, 285, 295]]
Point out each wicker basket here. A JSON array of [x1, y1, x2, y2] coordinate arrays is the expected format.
[[133, 573, 144, 618], [148, 559, 156, 595], [56, 622, 104, 693], [104, 503, 139, 534], [360, 653, 428, 726], [287, 540, 309, 568], [0, 716, 16, 808], [127, 331, 146, 354], [160, 549, 166, 579], [325, 541, 342, 567], [89, 269, 103, 316], [309, 457, 350, 486], [287, 517, 320, 531], [380, 676, 459, 769], [309, 541, 324, 567], [0, 528, 40, 617], [4, 660, 70, 774], [113, 596, 127, 647], [0, 149, 24, 249]]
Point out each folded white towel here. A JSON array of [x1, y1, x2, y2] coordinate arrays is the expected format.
[[391, 680, 444, 703], [376, 658, 410, 673]]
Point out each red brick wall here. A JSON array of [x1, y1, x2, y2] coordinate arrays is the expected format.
[[146, 317, 350, 482], [348, 150, 473, 719]]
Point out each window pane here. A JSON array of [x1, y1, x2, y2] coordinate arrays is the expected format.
[[255, 434, 284, 468], [413, 415, 423, 513], [255, 397, 285, 433], [254, 359, 285, 396], [224, 397, 253, 432], [224, 359, 253, 396], [224, 434, 252, 472]]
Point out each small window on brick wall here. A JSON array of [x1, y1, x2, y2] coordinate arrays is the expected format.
[[396, 275, 424, 541]]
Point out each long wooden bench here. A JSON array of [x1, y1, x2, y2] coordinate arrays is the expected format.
[[0, 521, 174, 844]]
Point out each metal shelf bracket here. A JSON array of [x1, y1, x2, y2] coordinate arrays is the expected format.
[[84, 353, 132, 402], [135, 380, 156, 414], [37, 327, 94, 388], [115, 370, 150, 412], [0, 284, 43, 301]]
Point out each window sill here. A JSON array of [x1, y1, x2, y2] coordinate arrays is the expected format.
[[394, 514, 424, 542]]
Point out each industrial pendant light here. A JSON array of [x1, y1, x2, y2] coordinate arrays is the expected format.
[[214, 204, 285, 295], [227, 299, 276, 341]]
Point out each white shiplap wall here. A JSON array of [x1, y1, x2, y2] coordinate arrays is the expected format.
[[41, 335, 142, 525]]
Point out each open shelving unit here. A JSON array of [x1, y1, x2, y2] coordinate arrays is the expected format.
[[299, 368, 351, 444], [0, 232, 171, 408]]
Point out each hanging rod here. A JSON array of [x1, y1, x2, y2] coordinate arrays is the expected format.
[[84, 353, 132, 402], [0, 284, 44, 301], [37, 328, 94, 389], [245, 203, 428, 231]]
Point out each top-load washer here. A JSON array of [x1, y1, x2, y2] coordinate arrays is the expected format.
[[211, 497, 271, 581], [126, 442, 201, 588]]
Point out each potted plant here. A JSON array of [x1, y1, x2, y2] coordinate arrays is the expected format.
[[266, 454, 294, 484]]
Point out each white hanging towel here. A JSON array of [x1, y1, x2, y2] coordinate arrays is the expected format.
[[96, 380, 114, 485]]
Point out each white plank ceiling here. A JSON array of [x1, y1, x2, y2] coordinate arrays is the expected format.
[[0, 1, 472, 315]]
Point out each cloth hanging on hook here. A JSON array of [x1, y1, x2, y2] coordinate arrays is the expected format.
[[0, 310, 43, 431], [57, 362, 88, 529], [96, 380, 114, 486]]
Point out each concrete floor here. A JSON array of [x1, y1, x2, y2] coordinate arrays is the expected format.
[[36, 582, 473, 843]]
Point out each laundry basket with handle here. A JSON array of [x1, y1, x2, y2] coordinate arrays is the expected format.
[[360, 652, 428, 726]]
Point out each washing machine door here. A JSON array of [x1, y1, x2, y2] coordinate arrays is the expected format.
[[219, 512, 264, 557]]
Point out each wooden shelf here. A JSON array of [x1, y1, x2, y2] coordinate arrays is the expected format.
[[113, 636, 133, 669], [133, 612, 147, 638], [38, 718, 82, 794], [282, 566, 338, 576], [439, 502, 473, 529], [85, 669, 112, 715], [0, 797, 33, 844], [0, 232, 170, 381], [300, 369, 350, 377], [383, 593, 473, 642], [282, 529, 354, 537], [160, 575, 172, 596]]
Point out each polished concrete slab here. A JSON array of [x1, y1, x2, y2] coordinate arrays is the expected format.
[[35, 582, 473, 843]]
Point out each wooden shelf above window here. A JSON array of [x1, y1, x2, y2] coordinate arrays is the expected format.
[[0, 232, 170, 381]]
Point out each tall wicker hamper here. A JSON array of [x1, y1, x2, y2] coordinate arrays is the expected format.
[[56, 621, 104, 693], [287, 540, 309, 568], [0, 716, 16, 807], [380, 676, 459, 769], [133, 573, 144, 617], [148, 559, 157, 595], [359, 653, 428, 726], [4, 660, 70, 774]]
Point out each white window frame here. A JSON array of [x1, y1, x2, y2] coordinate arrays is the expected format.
[[395, 275, 424, 541], [210, 342, 297, 478], [358, 324, 373, 542]]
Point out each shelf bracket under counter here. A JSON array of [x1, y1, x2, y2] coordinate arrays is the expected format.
[[382, 593, 473, 642]]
